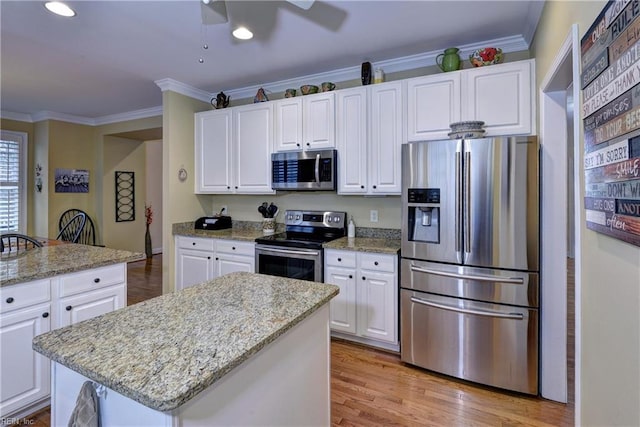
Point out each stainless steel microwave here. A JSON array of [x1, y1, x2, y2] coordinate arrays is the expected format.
[[271, 149, 337, 191]]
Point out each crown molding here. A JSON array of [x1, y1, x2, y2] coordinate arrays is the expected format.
[[2, 35, 529, 125]]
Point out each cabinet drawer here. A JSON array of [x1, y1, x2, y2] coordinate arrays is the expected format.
[[59, 264, 125, 297], [325, 250, 356, 268], [0, 279, 51, 313], [359, 253, 396, 273], [176, 236, 215, 251], [216, 240, 254, 256]]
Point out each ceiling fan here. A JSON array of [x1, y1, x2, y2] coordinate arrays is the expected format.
[[200, 0, 343, 41]]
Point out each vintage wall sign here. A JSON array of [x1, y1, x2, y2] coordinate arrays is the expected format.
[[582, 0, 640, 246]]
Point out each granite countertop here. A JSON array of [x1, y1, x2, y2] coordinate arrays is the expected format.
[[0, 244, 144, 287], [323, 236, 401, 254], [33, 272, 339, 412], [172, 222, 265, 241]]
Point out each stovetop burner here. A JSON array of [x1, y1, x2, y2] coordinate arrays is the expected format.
[[255, 210, 347, 249]]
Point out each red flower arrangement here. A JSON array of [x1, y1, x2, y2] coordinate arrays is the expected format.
[[145, 204, 153, 225], [479, 48, 498, 62]]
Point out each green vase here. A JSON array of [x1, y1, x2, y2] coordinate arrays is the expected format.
[[436, 47, 461, 72]]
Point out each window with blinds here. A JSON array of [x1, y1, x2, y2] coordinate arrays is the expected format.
[[0, 131, 27, 233]]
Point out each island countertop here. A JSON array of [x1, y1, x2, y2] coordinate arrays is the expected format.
[[0, 244, 144, 287], [33, 272, 339, 412]]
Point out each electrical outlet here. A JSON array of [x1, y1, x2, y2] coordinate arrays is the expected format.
[[370, 210, 378, 223]]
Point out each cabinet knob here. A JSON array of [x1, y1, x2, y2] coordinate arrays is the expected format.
[[207, 256, 211, 260], [337, 258, 342, 262], [5, 297, 14, 304], [215, 257, 219, 260], [362, 276, 366, 280], [372, 185, 377, 189], [374, 261, 379, 266], [192, 242, 196, 246], [227, 186, 230, 189], [360, 185, 365, 189], [42, 312, 49, 318], [66, 305, 72, 311], [296, 143, 301, 147], [306, 143, 310, 147], [349, 275, 353, 279], [232, 246, 236, 250], [235, 186, 238, 189], [94, 278, 100, 283]]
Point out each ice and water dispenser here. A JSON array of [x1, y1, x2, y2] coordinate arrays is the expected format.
[[407, 188, 440, 244]]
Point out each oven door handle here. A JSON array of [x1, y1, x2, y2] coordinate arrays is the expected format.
[[410, 265, 524, 284], [314, 153, 321, 185], [258, 246, 320, 257], [410, 296, 524, 320]]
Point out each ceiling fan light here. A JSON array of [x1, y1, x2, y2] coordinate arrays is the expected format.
[[232, 26, 253, 40], [44, 1, 76, 17]]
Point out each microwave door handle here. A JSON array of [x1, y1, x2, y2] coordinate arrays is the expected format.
[[314, 153, 320, 185]]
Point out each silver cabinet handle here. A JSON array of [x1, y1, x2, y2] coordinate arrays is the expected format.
[[314, 153, 320, 185], [410, 264, 524, 284], [258, 247, 320, 256], [410, 296, 524, 320]]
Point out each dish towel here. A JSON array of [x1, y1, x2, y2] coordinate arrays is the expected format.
[[68, 381, 100, 427]]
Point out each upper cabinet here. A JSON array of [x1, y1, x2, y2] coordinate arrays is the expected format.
[[274, 92, 335, 151], [195, 104, 274, 194], [407, 59, 535, 141], [336, 81, 404, 195]]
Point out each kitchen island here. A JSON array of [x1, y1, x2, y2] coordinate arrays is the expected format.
[[33, 272, 339, 426]]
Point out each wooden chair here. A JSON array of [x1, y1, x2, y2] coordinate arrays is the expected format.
[[1, 233, 43, 253], [56, 212, 87, 243], [58, 209, 97, 245]]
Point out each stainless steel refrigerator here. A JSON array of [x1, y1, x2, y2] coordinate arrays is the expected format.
[[400, 136, 539, 395]]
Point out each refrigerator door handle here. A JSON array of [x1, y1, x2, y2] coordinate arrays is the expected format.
[[455, 151, 462, 254], [410, 296, 525, 320], [464, 151, 471, 254], [410, 264, 525, 284]]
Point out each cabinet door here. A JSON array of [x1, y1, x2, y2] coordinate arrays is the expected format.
[[0, 303, 51, 417], [303, 92, 335, 149], [215, 254, 255, 278], [370, 81, 403, 195], [407, 73, 461, 141], [274, 98, 304, 151], [57, 285, 125, 328], [462, 60, 534, 135], [176, 248, 215, 290], [194, 110, 233, 193], [325, 265, 357, 334], [357, 269, 397, 344], [234, 103, 275, 194], [336, 87, 368, 194]]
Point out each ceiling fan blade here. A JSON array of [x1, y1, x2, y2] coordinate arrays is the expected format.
[[201, 0, 228, 25], [286, 0, 315, 10]]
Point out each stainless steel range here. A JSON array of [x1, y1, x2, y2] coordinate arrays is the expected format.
[[255, 210, 347, 282]]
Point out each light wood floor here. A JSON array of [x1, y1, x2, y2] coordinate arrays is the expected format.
[[19, 254, 574, 426]]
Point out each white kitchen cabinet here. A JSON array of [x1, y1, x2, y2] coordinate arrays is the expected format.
[[233, 103, 275, 193], [407, 73, 461, 141], [215, 239, 255, 277], [0, 265, 127, 419], [175, 236, 216, 290], [194, 104, 274, 194], [274, 92, 335, 151], [0, 300, 51, 418], [336, 82, 403, 195], [324, 249, 398, 350], [194, 109, 233, 193], [407, 59, 534, 141], [175, 236, 255, 289]]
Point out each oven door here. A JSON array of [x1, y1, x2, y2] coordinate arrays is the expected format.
[[255, 244, 323, 282]]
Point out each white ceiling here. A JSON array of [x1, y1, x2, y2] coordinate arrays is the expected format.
[[0, 0, 545, 123]]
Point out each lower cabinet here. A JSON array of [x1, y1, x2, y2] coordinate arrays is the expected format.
[[324, 249, 398, 351], [175, 236, 255, 291], [0, 264, 127, 419]]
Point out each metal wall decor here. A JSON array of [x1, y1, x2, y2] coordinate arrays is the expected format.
[[115, 171, 135, 222]]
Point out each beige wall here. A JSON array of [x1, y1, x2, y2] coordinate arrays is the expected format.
[[146, 140, 163, 253], [532, 1, 640, 425]]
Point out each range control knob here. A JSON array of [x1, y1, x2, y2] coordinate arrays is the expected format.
[[334, 216, 341, 223], [327, 216, 332, 223]]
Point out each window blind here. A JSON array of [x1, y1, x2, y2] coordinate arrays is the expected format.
[[0, 131, 27, 233]]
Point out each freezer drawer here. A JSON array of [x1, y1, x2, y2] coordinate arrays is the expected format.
[[401, 258, 538, 307], [400, 289, 538, 395]]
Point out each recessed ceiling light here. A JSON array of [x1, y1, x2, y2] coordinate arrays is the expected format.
[[44, 2, 76, 17], [232, 26, 253, 40]]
